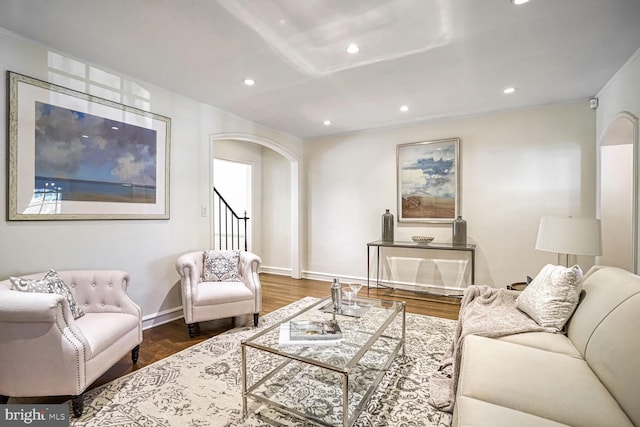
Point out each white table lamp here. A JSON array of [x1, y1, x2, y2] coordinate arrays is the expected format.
[[535, 216, 602, 266]]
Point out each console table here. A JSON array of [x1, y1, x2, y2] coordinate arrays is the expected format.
[[367, 240, 476, 295]]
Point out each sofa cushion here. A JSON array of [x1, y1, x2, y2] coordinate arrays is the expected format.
[[496, 331, 581, 358], [194, 281, 254, 306], [454, 396, 569, 427], [457, 334, 634, 427], [75, 312, 140, 358], [516, 264, 583, 331], [203, 250, 241, 282], [10, 269, 85, 319]]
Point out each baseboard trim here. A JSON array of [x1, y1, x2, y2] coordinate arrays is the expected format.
[[259, 266, 292, 276], [142, 306, 184, 330], [260, 266, 371, 286], [294, 270, 464, 296], [301, 270, 368, 285]]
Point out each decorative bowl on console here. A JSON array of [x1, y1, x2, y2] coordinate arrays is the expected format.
[[411, 236, 434, 245]]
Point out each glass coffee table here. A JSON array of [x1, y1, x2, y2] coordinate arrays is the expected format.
[[241, 296, 406, 427]]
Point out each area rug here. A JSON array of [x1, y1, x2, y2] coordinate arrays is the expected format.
[[70, 297, 456, 427]]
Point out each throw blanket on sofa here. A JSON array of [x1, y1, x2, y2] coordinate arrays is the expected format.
[[428, 285, 556, 412]]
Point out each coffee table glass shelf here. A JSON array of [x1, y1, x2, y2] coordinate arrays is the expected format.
[[241, 296, 406, 427]]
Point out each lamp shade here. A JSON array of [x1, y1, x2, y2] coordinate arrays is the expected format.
[[535, 216, 602, 256]]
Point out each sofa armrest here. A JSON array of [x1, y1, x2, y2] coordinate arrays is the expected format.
[[0, 291, 72, 322], [239, 251, 262, 292], [239, 251, 262, 313], [0, 290, 90, 396], [176, 252, 204, 323], [176, 251, 202, 282]]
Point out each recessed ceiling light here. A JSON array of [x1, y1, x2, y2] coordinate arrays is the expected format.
[[243, 78, 255, 86], [323, 120, 332, 126], [512, 0, 530, 5], [503, 87, 516, 94], [111, 126, 119, 130], [346, 43, 359, 54], [400, 105, 409, 112]]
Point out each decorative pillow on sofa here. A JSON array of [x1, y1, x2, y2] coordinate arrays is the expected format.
[[10, 269, 85, 319], [203, 250, 241, 282], [516, 264, 583, 331]]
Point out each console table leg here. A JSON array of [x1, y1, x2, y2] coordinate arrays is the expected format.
[[367, 245, 370, 296], [376, 246, 381, 287]]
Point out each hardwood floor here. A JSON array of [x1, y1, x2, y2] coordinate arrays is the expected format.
[[90, 273, 460, 390]]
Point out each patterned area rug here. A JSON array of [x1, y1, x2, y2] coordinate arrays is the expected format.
[[71, 297, 456, 427]]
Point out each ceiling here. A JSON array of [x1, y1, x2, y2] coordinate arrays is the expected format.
[[1, 0, 640, 140]]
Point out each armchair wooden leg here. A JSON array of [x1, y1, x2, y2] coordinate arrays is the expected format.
[[253, 313, 259, 327], [0, 395, 8, 404], [187, 323, 197, 338], [131, 345, 140, 364], [71, 394, 84, 418]]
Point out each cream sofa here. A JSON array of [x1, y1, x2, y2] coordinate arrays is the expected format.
[[454, 265, 640, 426], [0, 270, 142, 417]]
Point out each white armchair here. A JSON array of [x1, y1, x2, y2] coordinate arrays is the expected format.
[[176, 250, 262, 338], [0, 270, 142, 417]]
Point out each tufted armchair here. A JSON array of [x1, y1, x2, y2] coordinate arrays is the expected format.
[[176, 250, 262, 338], [0, 270, 142, 417]]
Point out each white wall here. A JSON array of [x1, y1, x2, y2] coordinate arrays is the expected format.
[[599, 143, 634, 270], [596, 48, 640, 272], [597, 49, 640, 137], [305, 102, 597, 288], [261, 148, 292, 272], [0, 29, 302, 326]]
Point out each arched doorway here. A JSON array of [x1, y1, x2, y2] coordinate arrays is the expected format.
[[210, 133, 301, 278], [598, 112, 638, 272]]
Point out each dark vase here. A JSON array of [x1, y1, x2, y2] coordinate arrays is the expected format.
[[382, 209, 394, 242], [452, 216, 467, 246]]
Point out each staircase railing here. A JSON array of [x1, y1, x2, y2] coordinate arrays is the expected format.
[[213, 187, 249, 251]]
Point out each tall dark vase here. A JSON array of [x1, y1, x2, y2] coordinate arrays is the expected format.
[[382, 209, 394, 242], [452, 215, 467, 246]]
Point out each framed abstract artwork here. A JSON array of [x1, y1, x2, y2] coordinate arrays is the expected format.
[[7, 71, 171, 220], [396, 138, 460, 223]]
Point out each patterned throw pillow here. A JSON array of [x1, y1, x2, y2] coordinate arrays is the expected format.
[[516, 264, 583, 331], [203, 250, 241, 282], [10, 269, 85, 319]]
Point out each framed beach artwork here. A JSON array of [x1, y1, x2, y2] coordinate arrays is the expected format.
[[7, 71, 171, 220], [396, 138, 460, 223]]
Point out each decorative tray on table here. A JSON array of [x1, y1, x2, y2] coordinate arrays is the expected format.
[[411, 235, 435, 245]]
